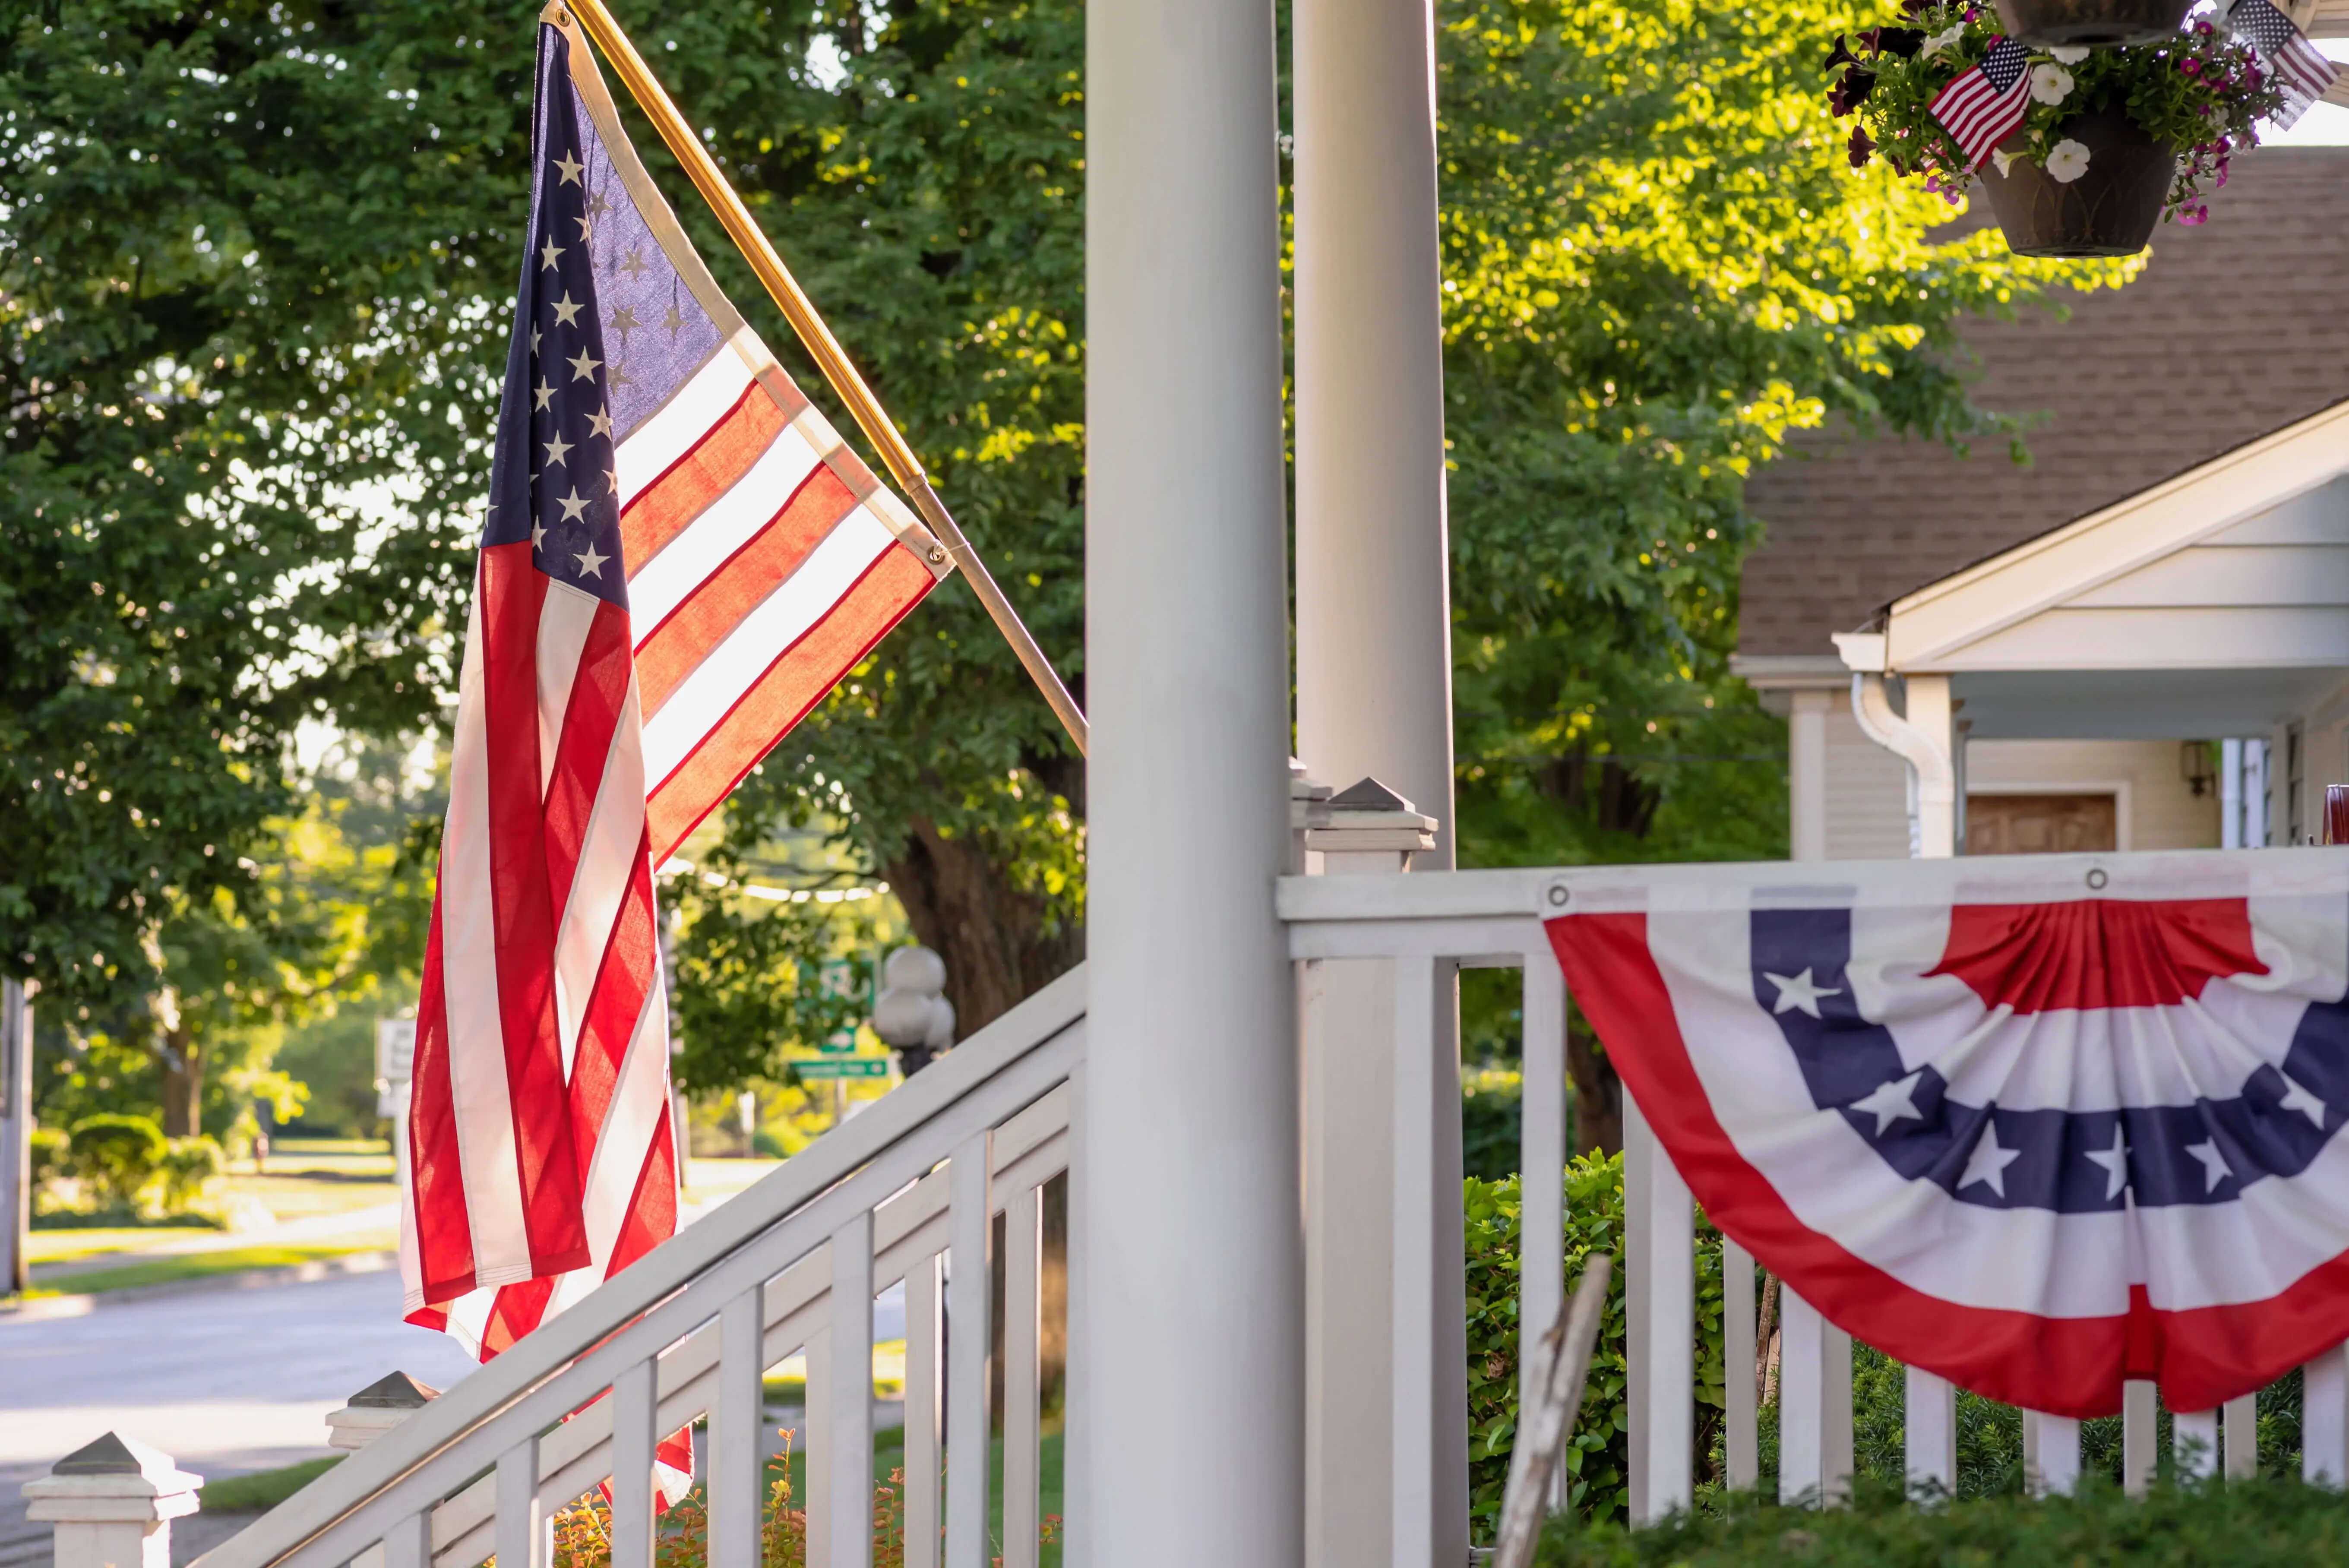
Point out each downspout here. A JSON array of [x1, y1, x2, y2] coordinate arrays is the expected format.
[[1849, 673, 1957, 860]]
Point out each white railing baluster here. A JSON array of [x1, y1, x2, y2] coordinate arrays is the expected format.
[[2309, 1347, 2349, 1486], [2224, 1392, 2257, 1480], [828, 1212, 876, 1568], [381, 1511, 429, 1568], [1903, 1367, 1955, 1499], [1722, 1241, 1756, 1492], [2032, 1413, 2081, 1496], [1624, 1098, 1692, 1522], [945, 1132, 992, 1568], [808, 1317, 835, 1565], [609, 1359, 657, 1568], [1390, 955, 1438, 1568], [711, 1289, 768, 1568], [2175, 1407, 2218, 1480], [1004, 1182, 1044, 1568], [1518, 952, 1569, 1502], [1777, 1292, 1823, 1505], [2123, 1380, 2156, 1497], [1624, 1092, 1651, 1521], [495, 1436, 547, 1568], [904, 1251, 945, 1568]]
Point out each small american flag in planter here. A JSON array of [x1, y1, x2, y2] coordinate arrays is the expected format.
[[2222, 0, 2339, 128], [1930, 36, 2033, 169]]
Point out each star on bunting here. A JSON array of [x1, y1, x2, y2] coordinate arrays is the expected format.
[[1959, 1120, 2021, 1198], [2086, 1123, 2131, 1201], [2279, 1071, 2327, 1129], [2185, 1138, 2233, 1193], [1765, 967, 1842, 1018], [1851, 1070, 1926, 1136]]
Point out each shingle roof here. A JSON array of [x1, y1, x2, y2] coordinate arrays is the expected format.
[[1738, 146, 2349, 659]]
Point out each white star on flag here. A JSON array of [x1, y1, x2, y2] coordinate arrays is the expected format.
[[574, 543, 608, 579], [2280, 1071, 2327, 1128], [2087, 1124, 2131, 1201], [567, 347, 602, 383], [542, 430, 572, 468], [557, 487, 591, 523], [539, 237, 565, 271], [551, 291, 585, 327], [552, 149, 585, 185], [1765, 967, 1841, 1017], [2185, 1137, 2233, 1192], [1850, 1069, 1926, 1136], [1959, 1120, 2021, 1197]]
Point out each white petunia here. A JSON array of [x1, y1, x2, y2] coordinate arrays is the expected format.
[[2047, 45, 2090, 63], [1923, 22, 1966, 52], [1991, 147, 2017, 177], [2044, 137, 2092, 182], [2029, 62, 2075, 104]]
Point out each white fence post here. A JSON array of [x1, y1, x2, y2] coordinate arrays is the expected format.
[[1776, 1292, 1849, 1506], [1903, 1366, 1956, 1499], [2224, 1393, 2258, 1481], [2123, 1380, 2157, 1497], [2030, 1413, 2081, 1497], [1623, 1098, 1692, 1523], [23, 1434, 201, 1568], [2175, 1408, 2219, 1481], [2307, 1346, 2349, 1486]]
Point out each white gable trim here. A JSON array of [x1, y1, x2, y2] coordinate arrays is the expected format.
[[1884, 397, 2349, 670]]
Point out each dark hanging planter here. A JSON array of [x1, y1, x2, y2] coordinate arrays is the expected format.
[[1993, 0, 2191, 47], [1980, 109, 2175, 257]]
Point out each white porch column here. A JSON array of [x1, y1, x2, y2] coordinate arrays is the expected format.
[[1, 979, 30, 1296], [1085, 0, 1299, 1562], [1292, 0, 1455, 865], [1787, 690, 1831, 863]]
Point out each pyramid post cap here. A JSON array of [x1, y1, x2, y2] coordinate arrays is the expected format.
[[347, 1371, 441, 1409], [1326, 776, 1416, 814], [52, 1432, 177, 1480]]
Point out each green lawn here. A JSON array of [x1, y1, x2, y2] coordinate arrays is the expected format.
[[30, 1242, 385, 1296], [27, 1226, 223, 1265], [202, 1457, 342, 1512]]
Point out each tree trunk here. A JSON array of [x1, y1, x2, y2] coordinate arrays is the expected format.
[[1565, 1006, 1621, 1157], [884, 815, 1084, 1038], [157, 1030, 201, 1138]]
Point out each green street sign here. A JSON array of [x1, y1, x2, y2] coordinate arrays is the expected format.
[[789, 1057, 892, 1080]]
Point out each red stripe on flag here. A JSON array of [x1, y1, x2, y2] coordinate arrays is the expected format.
[[480, 1275, 559, 1361], [609, 1110, 680, 1281], [405, 894, 478, 1315], [633, 465, 861, 721], [1928, 898, 2268, 1013], [542, 597, 637, 919], [477, 542, 591, 1282], [569, 843, 659, 1180], [620, 384, 788, 572], [646, 546, 938, 863]]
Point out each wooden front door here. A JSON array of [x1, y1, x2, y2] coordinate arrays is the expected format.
[[1966, 793, 2118, 855]]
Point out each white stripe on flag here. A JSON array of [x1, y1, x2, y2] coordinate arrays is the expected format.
[[439, 585, 535, 1285], [637, 507, 899, 788], [623, 419, 826, 628], [552, 688, 649, 1072], [535, 583, 602, 799], [553, 980, 673, 1316], [615, 348, 759, 509]]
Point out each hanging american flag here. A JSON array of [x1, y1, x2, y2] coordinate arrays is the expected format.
[[398, 4, 950, 1472], [1546, 850, 2349, 1418], [2222, 0, 2339, 128], [1930, 36, 2032, 171]]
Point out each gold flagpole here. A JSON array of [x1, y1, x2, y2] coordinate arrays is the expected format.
[[560, 0, 1090, 757]]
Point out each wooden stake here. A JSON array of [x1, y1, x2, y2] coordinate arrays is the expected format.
[[560, 0, 1089, 756]]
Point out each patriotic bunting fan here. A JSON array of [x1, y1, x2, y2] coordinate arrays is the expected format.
[[1545, 850, 2349, 1418]]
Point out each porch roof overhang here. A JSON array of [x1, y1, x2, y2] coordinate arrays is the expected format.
[[1821, 396, 2349, 739]]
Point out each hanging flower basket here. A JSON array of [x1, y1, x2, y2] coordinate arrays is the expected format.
[[1980, 109, 2174, 254], [1994, 0, 2191, 50], [1824, 13, 2286, 254]]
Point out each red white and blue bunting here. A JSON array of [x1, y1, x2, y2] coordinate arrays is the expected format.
[[1545, 850, 2349, 1418]]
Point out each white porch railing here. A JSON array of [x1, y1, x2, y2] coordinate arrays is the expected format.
[[1281, 862, 2349, 1532], [187, 968, 1086, 1568]]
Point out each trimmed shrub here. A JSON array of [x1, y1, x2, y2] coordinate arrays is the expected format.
[[1533, 1472, 2349, 1564], [156, 1135, 226, 1214], [68, 1113, 167, 1210]]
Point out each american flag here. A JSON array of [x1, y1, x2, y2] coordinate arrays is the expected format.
[[1930, 36, 2032, 171], [2224, 0, 2339, 128], [398, 10, 948, 1469]]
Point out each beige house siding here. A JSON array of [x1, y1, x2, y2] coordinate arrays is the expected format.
[[1963, 740, 2221, 852], [1824, 704, 1913, 860]]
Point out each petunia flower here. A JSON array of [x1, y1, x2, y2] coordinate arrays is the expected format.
[[2044, 138, 2092, 183], [1923, 22, 1966, 52], [1824, 34, 1861, 72], [1848, 124, 1876, 168], [1828, 65, 1879, 114], [1863, 25, 1927, 55], [2048, 45, 2090, 62], [1990, 146, 2017, 176], [2030, 62, 2074, 102]]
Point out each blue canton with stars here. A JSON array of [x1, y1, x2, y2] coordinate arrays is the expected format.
[[1750, 907, 2349, 1214], [484, 28, 627, 610]]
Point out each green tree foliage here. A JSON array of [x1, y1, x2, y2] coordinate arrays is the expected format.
[[0, 1, 528, 1014], [1438, 0, 2130, 869]]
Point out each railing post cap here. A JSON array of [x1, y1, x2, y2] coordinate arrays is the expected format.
[[329, 1372, 440, 1451], [23, 1432, 202, 1513], [346, 1371, 441, 1409]]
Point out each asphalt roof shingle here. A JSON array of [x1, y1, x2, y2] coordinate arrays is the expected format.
[[1738, 146, 2349, 659]]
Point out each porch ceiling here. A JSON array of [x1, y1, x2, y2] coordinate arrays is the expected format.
[[1950, 667, 2345, 739]]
